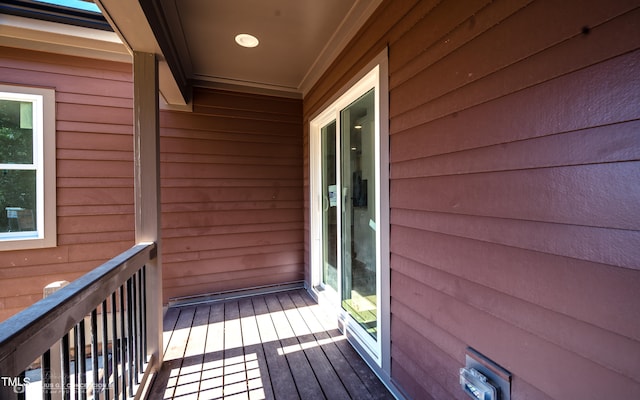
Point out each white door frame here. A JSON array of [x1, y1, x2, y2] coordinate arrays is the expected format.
[[309, 48, 390, 374]]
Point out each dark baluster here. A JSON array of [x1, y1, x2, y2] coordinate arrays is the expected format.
[[16, 371, 25, 400], [111, 292, 119, 399], [61, 333, 70, 400], [82, 319, 87, 400], [126, 277, 134, 394], [141, 265, 147, 364], [131, 273, 139, 384], [136, 269, 145, 372], [101, 300, 110, 400], [42, 349, 51, 400], [119, 285, 127, 398], [90, 310, 99, 400], [73, 325, 79, 399]]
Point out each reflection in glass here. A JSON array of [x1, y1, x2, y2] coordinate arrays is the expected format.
[[1, 98, 37, 234], [0, 99, 34, 164], [0, 170, 37, 233], [340, 89, 377, 339]]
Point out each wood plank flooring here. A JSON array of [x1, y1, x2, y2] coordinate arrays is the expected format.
[[148, 289, 395, 400]]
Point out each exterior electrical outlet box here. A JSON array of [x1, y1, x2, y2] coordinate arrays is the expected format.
[[460, 367, 497, 400], [461, 347, 512, 400]]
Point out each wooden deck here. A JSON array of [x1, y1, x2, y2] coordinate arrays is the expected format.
[[148, 289, 395, 400]]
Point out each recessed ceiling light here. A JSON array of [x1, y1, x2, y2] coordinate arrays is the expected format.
[[354, 124, 362, 129], [235, 33, 259, 48]]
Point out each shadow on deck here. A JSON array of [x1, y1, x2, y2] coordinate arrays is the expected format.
[[148, 289, 394, 400]]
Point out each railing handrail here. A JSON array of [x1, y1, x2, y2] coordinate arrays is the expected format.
[[0, 242, 157, 376]]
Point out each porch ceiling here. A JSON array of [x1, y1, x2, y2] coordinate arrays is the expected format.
[[98, 0, 382, 103]]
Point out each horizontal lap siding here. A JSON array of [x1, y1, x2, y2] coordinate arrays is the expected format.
[[0, 51, 304, 317], [304, 1, 640, 399], [0, 47, 135, 321], [161, 88, 304, 301]]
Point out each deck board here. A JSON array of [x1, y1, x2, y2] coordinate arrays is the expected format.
[[239, 298, 275, 400], [289, 292, 372, 400], [252, 295, 299, 400], [150, 289, 395, 399], [265, 293, 324, 400], [278, 293, 351, 400], [162, 307, 181, 355], [297, 293, 392, 400]]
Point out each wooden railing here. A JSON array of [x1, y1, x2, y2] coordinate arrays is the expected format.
[[0, 242, 159, 399]]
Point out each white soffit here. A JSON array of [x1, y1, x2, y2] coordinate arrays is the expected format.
[[174, 0, 382, 98], [1, 0, 383, 102]]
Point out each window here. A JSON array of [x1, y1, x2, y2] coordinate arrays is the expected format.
[[0, 0, 110, 31], [34, 0, 102, 14], [0, 85, 56, 250]]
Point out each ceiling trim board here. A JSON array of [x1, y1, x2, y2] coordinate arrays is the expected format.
[[139, 0, 192, 103], [192, 78, 302, 100], [95, 0, 188, 106], [0, 13, 130, 63], [298, 0, 383, 96]]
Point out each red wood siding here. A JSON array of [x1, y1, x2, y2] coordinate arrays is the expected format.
[[304, 1, 640, 399], [160, 88, 304, 301], [0, 47, 135, 321]]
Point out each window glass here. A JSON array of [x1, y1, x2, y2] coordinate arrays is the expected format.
[[34, 0, 102, 14], [0, 99, 34, 164], [0, 170, 37, 233], [1, 0, 110, 31], [0, 97, 38, 235]]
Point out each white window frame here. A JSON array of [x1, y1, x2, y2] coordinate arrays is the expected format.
[[0, 84, 56, 250], [309, 48, 390, 373]]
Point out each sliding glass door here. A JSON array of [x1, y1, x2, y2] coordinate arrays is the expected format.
[[311, 52, 389, 371], [317, 89, 377, 338], [312, 78, 381, 353]]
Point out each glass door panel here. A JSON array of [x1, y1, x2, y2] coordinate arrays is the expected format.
[[321, 121, 338, 292], [340, 89, 377, 339]]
